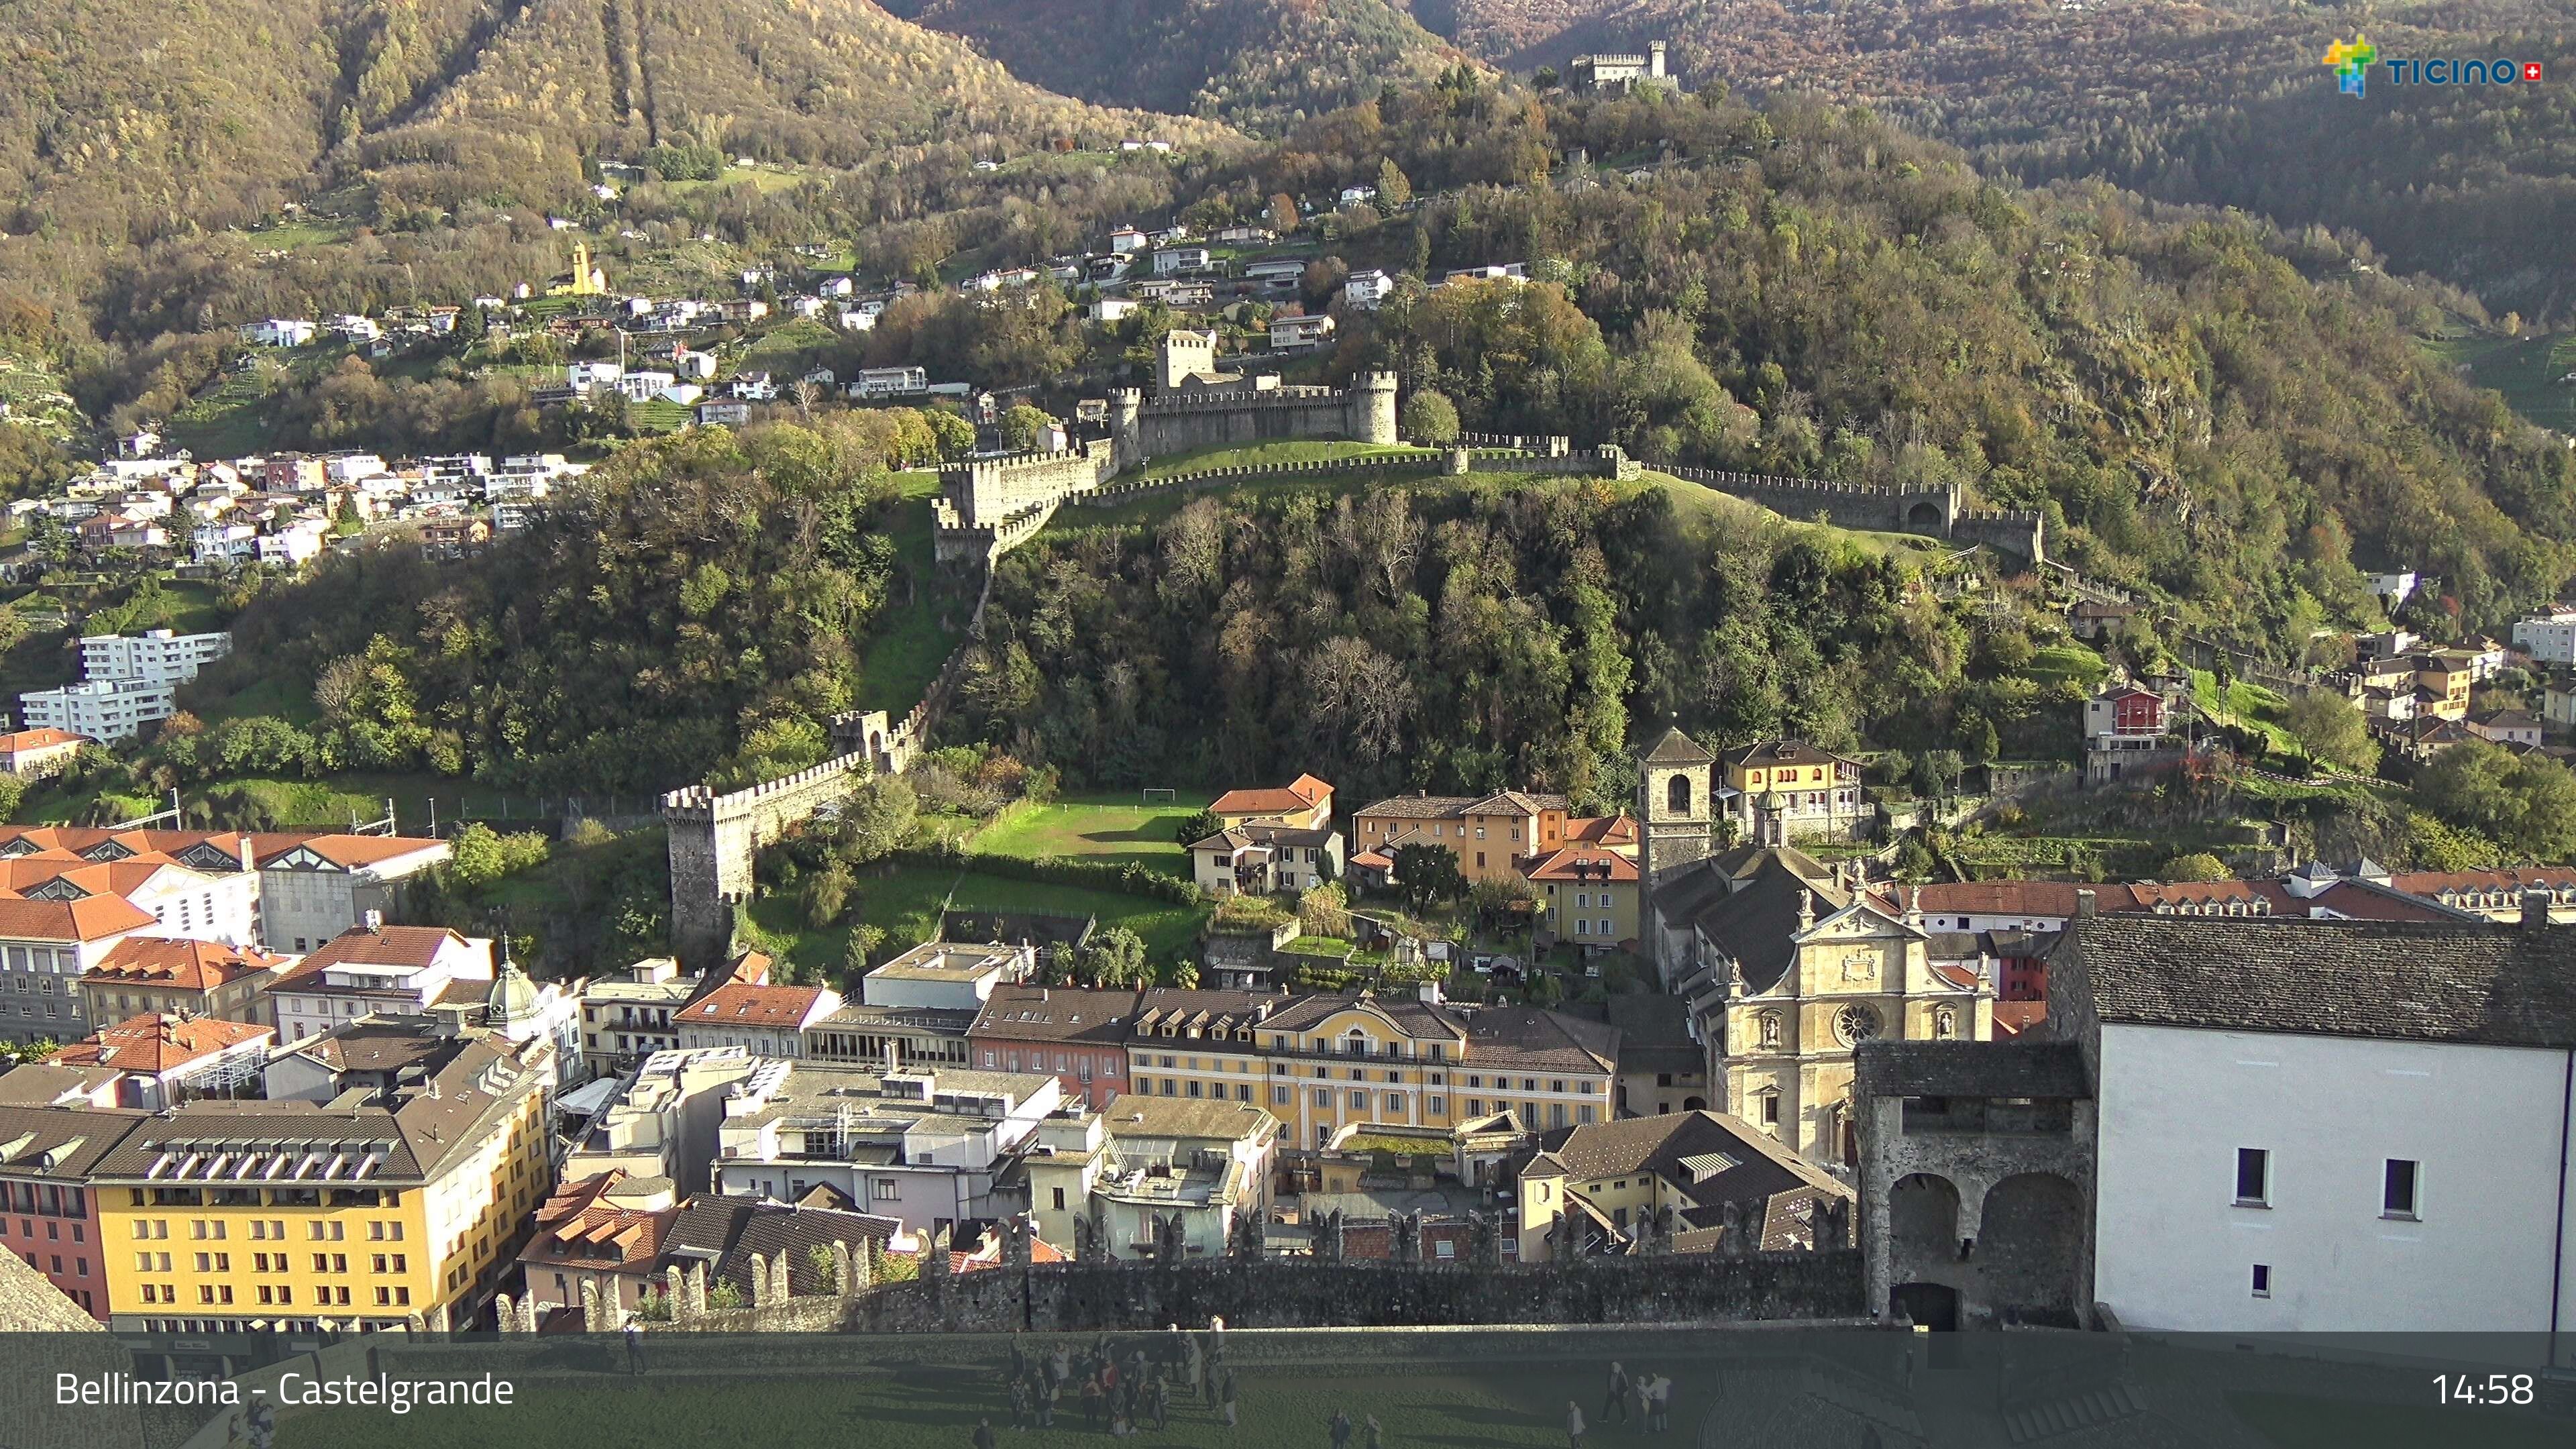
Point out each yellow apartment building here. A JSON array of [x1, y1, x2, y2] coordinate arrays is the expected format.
[[91, 1035, 550, 1333], [1122, 987, 1618, 1149]]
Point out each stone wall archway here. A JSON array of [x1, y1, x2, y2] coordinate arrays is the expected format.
[[1978, 1172, 2085, 1328]]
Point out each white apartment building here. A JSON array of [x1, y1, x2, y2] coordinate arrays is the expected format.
[[579, 958, 705, 1075], [561, 1044, 753, 1194], [2061, 912, 2576, 1342], [82, 629, 231, 687], [2511, 609, 2576, 665], [849, 367, 928, 400], [18, 680, 176, 743], [711, 1059, 1061, 1238]]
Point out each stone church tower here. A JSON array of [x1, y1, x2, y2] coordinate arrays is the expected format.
[[1638, 724, 1715, 889]]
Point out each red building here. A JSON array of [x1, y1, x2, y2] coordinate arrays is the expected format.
[[967, 985, 1140, 1110], [0, 1102, 142, 1320]]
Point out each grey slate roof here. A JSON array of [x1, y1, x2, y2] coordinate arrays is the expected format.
[[1640, 726, 1716, 765], [2061, 916, 2576, 1047], [1853, 1040, 2092, 1099]]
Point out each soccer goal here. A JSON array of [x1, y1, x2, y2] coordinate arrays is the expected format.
[[1141, 788, 1179, 806]]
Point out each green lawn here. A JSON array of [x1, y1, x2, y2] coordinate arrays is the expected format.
[[744, 863, 1212, 978], [855, 473, 967, 715], [966, 790, 1215, 869], [275, 1360, 1638, 1449], [2421, 327, 2576, 434], [2193, 668, 2297, 753], [1138, 440, 1433, 480], [2025, 641, 2110, 690]]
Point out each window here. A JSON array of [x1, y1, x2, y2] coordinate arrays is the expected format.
[[1313, 1088, 1330, 1106], [2383, 1159, 2420, 1220], [871, 1177, 901, 1201], [1273, 1086, 1291, 1105], [1051, 1187, 1066, 1212], [1667, 775, 1690, 813], [2250, 1264, 2271, 1297], [1758, 1093, 1780, 1127], [1348, 1089, 1368, 1109], [2235, 1148, 2270, 1206], [1428, 1097, 1445, 1115]]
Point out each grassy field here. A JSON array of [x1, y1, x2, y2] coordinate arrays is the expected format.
[[1137, 440, 1432, 480], [2024, 641, 2110, 691], [744, 862, 1213, 977], [855, 472, 966, 715], [2193, 668, 2297, 753], [273, 1359, 1641, 1449], [967, 790, 1215, 869], [2422, 327, 2576, 434]]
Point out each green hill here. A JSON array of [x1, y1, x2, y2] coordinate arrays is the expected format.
[[888, 0, 1461, 132]]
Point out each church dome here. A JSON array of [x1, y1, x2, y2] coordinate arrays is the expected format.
[[486, 957, 539, 1026]]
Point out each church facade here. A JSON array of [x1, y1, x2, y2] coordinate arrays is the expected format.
[[1635, 726, 1993, 1166]]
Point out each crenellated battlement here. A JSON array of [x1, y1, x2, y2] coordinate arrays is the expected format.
[[1139, 385, 1351, 413]]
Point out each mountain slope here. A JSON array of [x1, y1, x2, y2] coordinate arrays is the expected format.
[[888, 0, 1460, 131], [0, 0, 1232, 246]]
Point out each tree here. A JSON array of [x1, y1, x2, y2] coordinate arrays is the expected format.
[[1266, 193, 1299, 235], [2212, 651, 2237, 712], [2283, 692, 2377, 773], [1376, 158, 1413, 210], [2158, 852, 2231, 882], [837, 774, 917, 863], [1400, 388, 1459, 445], [1533, 66, 1560, 91], [2421, 743, 2576, 861], [843, 924, 887, 975], [1000, 404, 1059, 453], [0, 772, 23, 821], [1173, 808, 1224, 846], [802, 862, 855, 927], [1388, 841, 1466, 912]]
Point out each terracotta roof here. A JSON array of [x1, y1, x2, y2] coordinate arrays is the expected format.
[[277, 924, 470, 981], [1210, 774, 1334, 817], [84, 936, 284, 991], [1991, 1001, 2048, 1037], [1566, 815, 1637, 847], [682, 981, 829, 1029], [0, 728, 87, 752], [50, 1014, 272, 1075], [255, 833, 445, 870], [523, 1173, 676, 1271], [1522, 845, 1638, 883], [0, 895, 156, 941]]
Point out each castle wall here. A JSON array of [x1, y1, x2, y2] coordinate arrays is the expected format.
[[663, 758, 873, 963], [1134, 380, 1394, 456], [1662, 466, 2047, 564], [947, 440, 1120, 529]]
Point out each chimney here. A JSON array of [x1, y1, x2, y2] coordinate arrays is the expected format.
[[2076, 890, 2098, 920], [2522, 888, 2551, 931]]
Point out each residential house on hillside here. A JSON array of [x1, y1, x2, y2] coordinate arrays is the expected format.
[[1720, 740, 1868, 845], [2466, 708, 2541, 748], [0, 728, 87, 779], [1187, 822, 1342, 897], [1210, 775, 1334, 830], [1524, 844, 1638, 949], [2082, 682, 2187, 786], [1352, 790, 1630, 883]]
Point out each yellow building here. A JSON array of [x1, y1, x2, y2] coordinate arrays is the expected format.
[[1124, 987, 1617, 1150], [91, 1035, 551, 1334], [547, 241, 606, 298], [1721, 739, 1869, 845], [2412, 652, 2473, 720], [1515, 1109, 1851, 1262], [1525, 843, 1640, 948]]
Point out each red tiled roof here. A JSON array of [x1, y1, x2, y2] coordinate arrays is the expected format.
[[683, 981, 827, 1028], [276, 924, 470, 983], [1210, 774, 1334, 818], [1521, 845, 1638, 883], [50, 1013, 271, 1074], [1566, 815, 1637, 847], [0, 728, 87, 753], [254, 833, 445, 870], [0, 895, 156, 941], [1991, 1002, 2049, 1038], [85, 936, 284, 992]]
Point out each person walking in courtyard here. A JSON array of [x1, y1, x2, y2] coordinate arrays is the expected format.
[[1364, 1413, 1385, 1449], [625, 1319, 646, 1376], [1083, 1374, 1104, 1432], [1220, 1374, 1239, 1432], [1008, 1377, 1030, 1432], [1329, 1407, 1354, 1449], [973, 1418, 998, 1449], [1565, 1401, 1587, 1449], [1603, 1363, 1630, 1425], [1150, 1376, 1171, 1430]]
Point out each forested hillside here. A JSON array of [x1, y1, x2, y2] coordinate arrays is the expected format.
[[1432, 0, 2576, 319], [889, 0, 1460, 131]]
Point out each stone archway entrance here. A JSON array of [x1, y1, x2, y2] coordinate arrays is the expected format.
[[1890, 1281, 1960, 1332], [1978, 1172, 2086, 1328], [1906, 500, 1947, 531]]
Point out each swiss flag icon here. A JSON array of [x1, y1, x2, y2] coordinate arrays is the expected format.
[[2524, 62, 2545, 82]]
